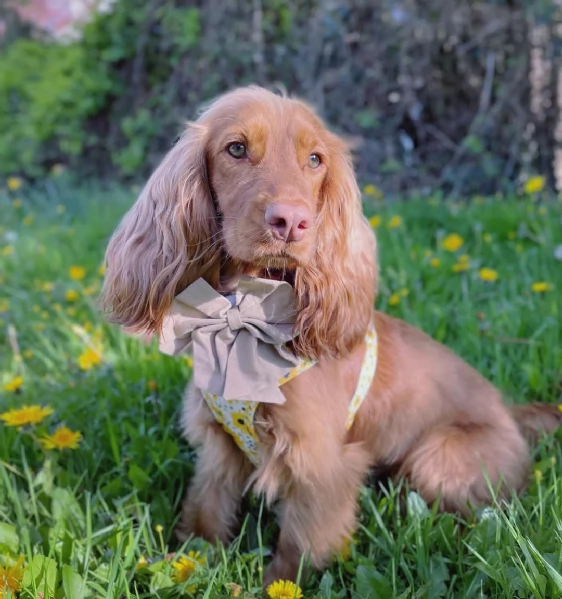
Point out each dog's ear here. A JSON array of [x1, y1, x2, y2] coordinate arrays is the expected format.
[[101, 125, 220, 333], [293, 133, 378, 359]]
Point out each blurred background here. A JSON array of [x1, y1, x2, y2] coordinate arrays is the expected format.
[[1, 0, 560, 198]]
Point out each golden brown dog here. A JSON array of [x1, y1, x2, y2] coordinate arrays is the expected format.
[[101, 86, 560, 585]]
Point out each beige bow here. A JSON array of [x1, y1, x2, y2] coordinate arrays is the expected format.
[[159, 277, 300, 404]]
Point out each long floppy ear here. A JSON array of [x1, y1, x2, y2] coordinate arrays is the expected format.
[[293, 136, 378, 359], [100, 125, 220, 333]]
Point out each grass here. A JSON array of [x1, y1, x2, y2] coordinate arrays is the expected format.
[[0, 177, 561, 599]]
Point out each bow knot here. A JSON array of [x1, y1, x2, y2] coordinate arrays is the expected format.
[[158, 277, 300, 404], [226, 306, 244, 331]]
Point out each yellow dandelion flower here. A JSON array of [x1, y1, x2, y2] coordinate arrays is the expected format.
[[531, 282, 553, 293], [388, 293, 401, 306], [363, 184, 383, 199], [441, 233, 464, 252], [387, 215, 403, 229], [41, 425, 82, 450], [173, 551, 206, 588], [22, 214, 34, 226], [0, 555, 25, 596], [368, 215, 381, 228], [12, 198, 22, 208], [65, 289, 79, 302], [452, 262, 469, 273], [267, 580, 303, 599], [0, 404, 53, 427], [430, 257, 440, 268], [524, 176, 545, 194], [23, 349, 33, 359], [78, 347, 102, 370], [68, 266, 86, 281], [225, 582, 243, 597], [7, 177, 22, 191], [41, 282, 54, 293], [479, 268, 498, 282], [136, 556, 149, 570], [184, 355, 194, 368], [1, 246, 13, 256], [98, 265, 106, 276], [56, 204, 66, 213], [3, 375, 24, 393]]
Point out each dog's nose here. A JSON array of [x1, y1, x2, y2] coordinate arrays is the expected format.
[[265, 203, 312, 242]]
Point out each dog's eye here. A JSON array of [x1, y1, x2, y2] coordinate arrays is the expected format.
[[308, 153, 321, 169], [227, 142, 247, 159]]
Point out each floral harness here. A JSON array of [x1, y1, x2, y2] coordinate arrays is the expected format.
[[201, 321, 378, 466]]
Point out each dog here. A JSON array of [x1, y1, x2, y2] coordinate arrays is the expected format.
[[101, 85, 561, 585]]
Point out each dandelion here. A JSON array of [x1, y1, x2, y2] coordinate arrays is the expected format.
[[41, 282, 54, 292], [452, 262, 469, 273], [78, 347, 102, 370], [0, 404, 54, 427], [429, 257, 440, 268], [388, 293, 401, 306], [23, 349, 33, 359], [173, 551, 206, 589], [68, 266, 86, 281], [441, 233, 464, 252], [3, 375, 24, 393], [266, 580, 303, 599], [531, 282, 553, 293], [136, 556, 149, 570], [225, 582, 243, 597], [98, 265, 106, 276], [0, 555, 25, 596], [65, 289, 79, 302], [387, 215, 402, 229], [22, 214, 34, 226], [6, 177, 22, 191], [12, 198, 22, 208], [479, 268, 498, 282], [524, 176, 545, 194], [1, 246, 13, 256], [363, 184, 383, 199], [184, 355, 194, 368], [41, 425, 82, 450], [368, 215, 381, 228]]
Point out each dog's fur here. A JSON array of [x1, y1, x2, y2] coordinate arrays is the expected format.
[[101, 86, 560, 585]]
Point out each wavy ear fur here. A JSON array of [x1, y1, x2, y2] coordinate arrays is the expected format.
[[101, 125, 220, 332], [293, 137, 378, 359]]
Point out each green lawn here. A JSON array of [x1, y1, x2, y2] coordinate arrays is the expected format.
[[0, 179, 561, 599]]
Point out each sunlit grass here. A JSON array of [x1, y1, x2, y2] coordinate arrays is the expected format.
[[0, 180, 561, 597]]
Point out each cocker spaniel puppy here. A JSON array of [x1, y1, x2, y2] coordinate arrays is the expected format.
[[101, 86, 560, 585]]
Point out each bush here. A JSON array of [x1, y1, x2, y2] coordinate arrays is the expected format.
[[1, 0, 558, 195]]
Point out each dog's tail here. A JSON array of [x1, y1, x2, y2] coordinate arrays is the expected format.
[[511, 403, 562, 443]]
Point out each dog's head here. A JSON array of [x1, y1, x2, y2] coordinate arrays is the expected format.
[[101, 86, 377, 359]]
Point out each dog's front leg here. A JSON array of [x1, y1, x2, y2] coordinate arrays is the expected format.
[[263, 441, 371, 586], [176, 385, 253, 544]]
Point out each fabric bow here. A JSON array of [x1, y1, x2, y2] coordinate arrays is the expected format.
[[159, 276, 300, 404]]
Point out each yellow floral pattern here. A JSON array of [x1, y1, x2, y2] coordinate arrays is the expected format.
[[203, 321, 378, 465]]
